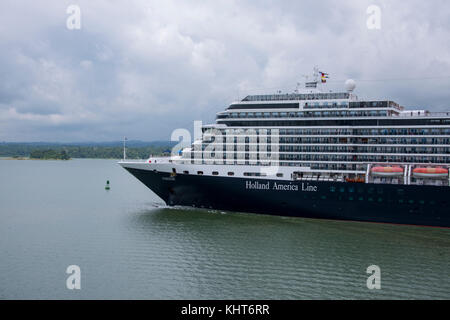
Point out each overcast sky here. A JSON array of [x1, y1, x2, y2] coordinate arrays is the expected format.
[[1, 0, 450, 142]]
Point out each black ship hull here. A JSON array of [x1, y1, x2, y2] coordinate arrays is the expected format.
[[124, 167, 450, 228]]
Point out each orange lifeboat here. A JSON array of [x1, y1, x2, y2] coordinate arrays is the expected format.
[[412, 167, 448, 179], [345, 177, 365, 183], [371, 166, 404, 177]]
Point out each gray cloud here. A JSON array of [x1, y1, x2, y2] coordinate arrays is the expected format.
[[0, 0, 450, 141]]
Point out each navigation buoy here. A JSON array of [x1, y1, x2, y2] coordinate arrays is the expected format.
[[105, 180, 110, 190]]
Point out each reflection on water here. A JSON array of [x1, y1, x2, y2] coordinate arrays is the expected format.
[[124, 207, 450, 299], [0, 159, 449, 299]]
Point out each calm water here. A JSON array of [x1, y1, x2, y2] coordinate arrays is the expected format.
[[0, 159, 449, 299]]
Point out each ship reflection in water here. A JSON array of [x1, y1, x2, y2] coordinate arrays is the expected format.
[[126, 206, 450, 299]]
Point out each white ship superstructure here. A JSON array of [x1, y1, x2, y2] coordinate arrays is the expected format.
[[120, 68, 450, 227], [175, 72, 450, 187]]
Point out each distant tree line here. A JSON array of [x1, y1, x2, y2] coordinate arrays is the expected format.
[[30, 149, 70, 160], [0, 142, 175, 159]]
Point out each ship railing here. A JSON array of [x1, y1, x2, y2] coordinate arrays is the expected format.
[[411, 179, 448, 186], [119, 156, 173, 164], [395, 111, 450, 117], [151, 157, 174, 163], [293, 174, 345, 182], [118, 159, 148, 163]]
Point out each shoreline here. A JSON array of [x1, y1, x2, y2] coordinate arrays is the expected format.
[[0, 157, 145, 160], [0, 157, 70, 160]]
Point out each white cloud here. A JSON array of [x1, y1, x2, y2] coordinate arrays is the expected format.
[[0, 0, 450, 141], [80, 60, 93, 69]]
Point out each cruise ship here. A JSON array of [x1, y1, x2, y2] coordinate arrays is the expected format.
[[120, 69, 450, 228]]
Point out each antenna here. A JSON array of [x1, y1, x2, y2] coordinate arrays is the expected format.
[[304, 68, 318, 90], [302, 74, 310, 82], [313, 65, 320, 83], [123, 136, 127, 160], [300, 67, 329, 91]]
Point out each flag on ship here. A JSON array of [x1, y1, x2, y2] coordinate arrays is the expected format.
[[320, 71, 329, 83]]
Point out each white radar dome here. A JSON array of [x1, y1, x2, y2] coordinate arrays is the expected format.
[[345, 79, 356, 92]]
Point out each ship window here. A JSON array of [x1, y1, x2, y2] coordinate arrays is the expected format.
[[183, 171, 189, 174], [197, 171, 204, 175], [377, 198, 383, 203], [276, 173, 283, 177], [330, 186, 336, 192], [321, 195, 327, 200], [228, 172, 234, 176], [244, 172, 267, 177], [212, 171, 219, 175]]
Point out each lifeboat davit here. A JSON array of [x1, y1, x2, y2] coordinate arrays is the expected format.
[[371, 166, 404, 177], [412, 167, 448, 179]]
